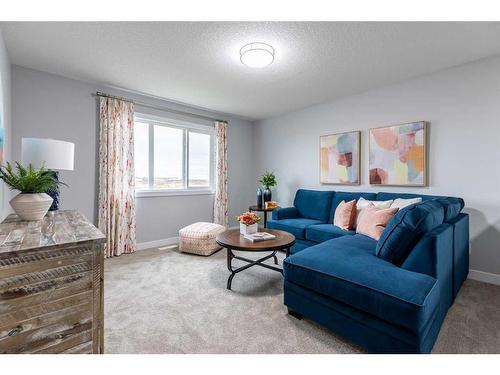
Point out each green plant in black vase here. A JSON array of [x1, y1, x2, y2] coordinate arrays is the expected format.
[[259, 171, 277, 203]]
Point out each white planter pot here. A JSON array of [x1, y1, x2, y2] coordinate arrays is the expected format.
[[240, 222, 258, 235], [9, 193, 53, 221]]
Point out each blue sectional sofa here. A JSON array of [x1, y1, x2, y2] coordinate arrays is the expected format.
[[267, 189, 469, 353]]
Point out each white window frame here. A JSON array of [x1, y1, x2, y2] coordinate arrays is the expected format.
[[134, 113, 215, 198]]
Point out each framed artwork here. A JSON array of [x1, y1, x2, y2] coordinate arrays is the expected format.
[[320, 130, 360, 185], [369, 121, 427, 186]]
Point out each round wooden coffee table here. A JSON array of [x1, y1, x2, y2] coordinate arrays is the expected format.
[[216, 228, 296, 290]]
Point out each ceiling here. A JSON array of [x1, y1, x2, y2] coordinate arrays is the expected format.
[[2, 22, 500, 121]]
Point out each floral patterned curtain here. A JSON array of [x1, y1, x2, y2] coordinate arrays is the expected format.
[[213, 121, 228, 227], [98, 97, 137, 258]]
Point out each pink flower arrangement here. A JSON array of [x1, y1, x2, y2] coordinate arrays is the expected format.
[[236, 211, 261, 226]]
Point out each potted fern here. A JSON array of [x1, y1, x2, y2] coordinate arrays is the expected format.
[[0, 162, 64, 221]]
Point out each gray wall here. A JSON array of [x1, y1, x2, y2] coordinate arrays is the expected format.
[[253, 55, 500, 276], [0, 30, 12, 221], [11, 66, 255, 243], [10, 55, 500, 277]]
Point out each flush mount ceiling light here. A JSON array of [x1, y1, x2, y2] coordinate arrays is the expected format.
[[240, 42, 275, 68]]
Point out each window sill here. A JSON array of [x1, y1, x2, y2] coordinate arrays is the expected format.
[[135, 189, 215, 198]]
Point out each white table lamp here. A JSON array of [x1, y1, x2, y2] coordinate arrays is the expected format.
[[22, 138, 74, 171]]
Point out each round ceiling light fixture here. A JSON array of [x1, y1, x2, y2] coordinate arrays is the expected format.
[[240, 42, 275, 68]]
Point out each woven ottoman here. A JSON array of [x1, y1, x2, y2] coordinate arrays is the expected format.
[[179, 222, 226, 256]]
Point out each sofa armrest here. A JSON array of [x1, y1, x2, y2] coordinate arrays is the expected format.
[[402, 223, 453, 279], [272, 207, 300, 220], [402, 223, 454, 311]]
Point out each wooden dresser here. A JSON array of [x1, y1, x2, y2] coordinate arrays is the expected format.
[[0, 210, 105, 354]]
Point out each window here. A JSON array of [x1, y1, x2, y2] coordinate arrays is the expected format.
[[134, 114, 215, 196]]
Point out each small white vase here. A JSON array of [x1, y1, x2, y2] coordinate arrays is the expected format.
[[240, 222, 258, 235], [9, 193, 53, 221]]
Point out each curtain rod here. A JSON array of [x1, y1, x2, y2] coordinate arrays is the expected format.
[[93, 91, 225, 123]]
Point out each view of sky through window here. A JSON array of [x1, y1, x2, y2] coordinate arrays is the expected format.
[[189, 132, 210, 187], [134, 119, 212, 190]]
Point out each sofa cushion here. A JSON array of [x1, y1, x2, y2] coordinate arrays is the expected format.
[[434, 197, 464, 221], [356, 204, 398, 240], [333, 200, 357, 230], [306, 224, 356, 243], [284, 235, 440, 333], [289, 239, 318, 255], [376, 200, 445, 265], [294, 189, 334, 222], [328, 192, 377, 222], [267, 218, 324, 240]]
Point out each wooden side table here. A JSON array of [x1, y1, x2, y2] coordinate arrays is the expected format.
[[248, 205, 277, 228]]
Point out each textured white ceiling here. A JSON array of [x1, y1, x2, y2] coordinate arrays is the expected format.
[[2, 22, 500, 120]]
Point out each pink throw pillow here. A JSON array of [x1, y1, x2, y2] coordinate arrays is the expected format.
[[356, 203, 398, 240], [333, 200, 357, 230]]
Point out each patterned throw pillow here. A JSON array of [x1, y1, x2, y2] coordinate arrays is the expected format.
[[333, 200, 357, 230], [356, 203, 398, 240]]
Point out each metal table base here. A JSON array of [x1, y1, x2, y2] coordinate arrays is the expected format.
[[225, 247, 289, 290]]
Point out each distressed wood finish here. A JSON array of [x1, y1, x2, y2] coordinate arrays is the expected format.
[[0, 210, 105, 354]]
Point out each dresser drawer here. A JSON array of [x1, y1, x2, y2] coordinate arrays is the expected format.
[[0, 296, 93, 354], [0, 246, 94, 279], [0, 244, 99, 354]]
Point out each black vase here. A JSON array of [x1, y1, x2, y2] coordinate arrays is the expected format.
[[46, 171, 60, 211], [256, 188, 263, 208], [263, 188, 272, 203]]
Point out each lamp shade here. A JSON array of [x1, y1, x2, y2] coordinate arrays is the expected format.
[[21, 138, 75, 171]]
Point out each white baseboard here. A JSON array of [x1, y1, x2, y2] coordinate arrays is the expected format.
[[468, 269, 500, 286], [137, 236, 179, 250]]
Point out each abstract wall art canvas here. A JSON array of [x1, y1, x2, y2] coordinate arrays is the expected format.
[[369, 121, 427, 186], [320, 131, 360, 185]]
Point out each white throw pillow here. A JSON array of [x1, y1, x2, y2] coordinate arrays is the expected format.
[[355, 197, 394, 227], [357, 197, 394, 210], [390, 197, 422, 210]]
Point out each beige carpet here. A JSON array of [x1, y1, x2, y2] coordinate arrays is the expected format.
[[104, 247, 500, 354]]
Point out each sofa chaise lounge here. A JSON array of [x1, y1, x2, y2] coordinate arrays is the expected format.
[[267, 189, 469, 353]]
